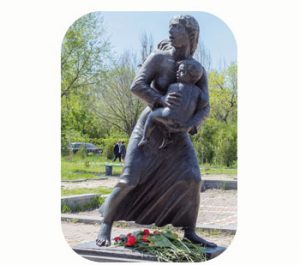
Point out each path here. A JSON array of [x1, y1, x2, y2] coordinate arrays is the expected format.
[[62, 189, 237, 231], [61, 174, 237, 190], [61, 175, 237, 249]]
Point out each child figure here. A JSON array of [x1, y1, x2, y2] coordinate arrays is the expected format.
[[138, 59, 204, 149]]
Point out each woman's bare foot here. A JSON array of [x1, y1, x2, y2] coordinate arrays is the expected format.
[[96, 222, 112, 247], [183, 228, 217, 248]]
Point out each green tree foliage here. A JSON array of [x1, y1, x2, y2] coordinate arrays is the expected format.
[[208, 64, 237, 123], [192, 63, 237, 166], [91, 52, 145, 136], [61, 12, 110, 98], [61, 13, 237, 167], [61, 13, 111, 152]]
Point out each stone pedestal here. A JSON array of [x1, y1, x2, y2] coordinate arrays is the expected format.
[[73, 241, 226, 262]]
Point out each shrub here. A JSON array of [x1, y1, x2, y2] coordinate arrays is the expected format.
[[98, 137, 128, 159], [61, 204, 72, 213], [191, 119, 237, 167], [61, 196, 106, 213]]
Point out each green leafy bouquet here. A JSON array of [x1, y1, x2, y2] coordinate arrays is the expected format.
[[113, 229, 207, 262]]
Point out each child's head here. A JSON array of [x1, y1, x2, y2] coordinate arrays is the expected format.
[[176, 60, 203, 84]]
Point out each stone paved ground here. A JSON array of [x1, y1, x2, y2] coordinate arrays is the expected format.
[[61, 176, 120, 189], [62, 189, 237, 230], [61, 176, 237, 250], [61, 174, 237, 190], [198, 189, 237, 230], [62, 221, 235, 248]]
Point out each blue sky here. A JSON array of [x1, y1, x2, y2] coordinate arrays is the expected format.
[[100, 11, 237, 70]]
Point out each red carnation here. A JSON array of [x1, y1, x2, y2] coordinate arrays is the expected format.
[[114, 236, 121, 242], [125, 235, 137, 247], [143, 229, 150, 236], [142, 234, 149, 243]]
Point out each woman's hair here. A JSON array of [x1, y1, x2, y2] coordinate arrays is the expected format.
[[157, 15, 200, 56]]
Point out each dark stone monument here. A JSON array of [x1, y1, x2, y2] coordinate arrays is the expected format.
[[95, 14, 219, 257]]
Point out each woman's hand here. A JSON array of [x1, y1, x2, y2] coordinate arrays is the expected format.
[[160, 92, 182, 108]]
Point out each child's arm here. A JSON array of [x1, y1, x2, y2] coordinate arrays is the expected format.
[[165, 68, 209, 135]]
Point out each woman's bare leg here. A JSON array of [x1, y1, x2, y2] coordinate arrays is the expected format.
[[96, 182, 135, 246]]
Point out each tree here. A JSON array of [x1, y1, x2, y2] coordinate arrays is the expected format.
[[192, 63, 237, 166], [208, 63, 237, 123], [194, 41, 212, 73], [139, 32, 154, 66], [61, 12, 112, 151], [92, 52, 145, 136], [61, 12, 110, 98]]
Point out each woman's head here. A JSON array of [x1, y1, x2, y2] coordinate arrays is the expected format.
[[169, 15, 199, 56]]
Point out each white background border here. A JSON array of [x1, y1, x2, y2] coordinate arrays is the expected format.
[[1, 0, 300, 264]]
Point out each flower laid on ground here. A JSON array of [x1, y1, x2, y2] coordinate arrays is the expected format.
[[113, 229, 206, 262], [114, 236, 121, 242], [125, 234, 137, 246]]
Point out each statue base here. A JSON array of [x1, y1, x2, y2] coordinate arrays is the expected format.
[[73, 241, 226, 262]]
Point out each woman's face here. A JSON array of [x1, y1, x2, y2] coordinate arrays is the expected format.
[[169, 20, 190, 49]]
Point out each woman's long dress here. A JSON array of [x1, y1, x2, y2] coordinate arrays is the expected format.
[[100, 106, 201, 228]]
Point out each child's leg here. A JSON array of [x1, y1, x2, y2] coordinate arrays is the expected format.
[[138, 108, 165, 147], [150, 108, 177, 149]]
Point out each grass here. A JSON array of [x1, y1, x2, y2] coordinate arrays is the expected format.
[[61, 186, 113, 196], [61, 153, 123, 180], [61, 196, 106, 213], [61, 204, 72, 213], [201, 163, 237, 175], [61, 154, 237, 181]]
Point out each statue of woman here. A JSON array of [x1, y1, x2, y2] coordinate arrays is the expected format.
[[96, 14, 217, 248]]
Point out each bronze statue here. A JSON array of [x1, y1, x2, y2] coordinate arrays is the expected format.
[[138, 59, 204, 149], [96, 14, 217, 248]]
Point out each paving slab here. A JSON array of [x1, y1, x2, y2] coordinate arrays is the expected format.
[[61, 189, 237, 231], [61, 174, 237, 190]]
